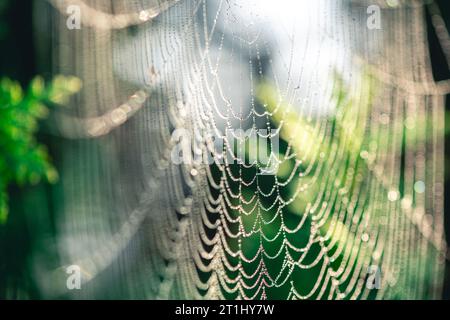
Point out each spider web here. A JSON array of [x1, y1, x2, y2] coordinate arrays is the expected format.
[[35, 0, 447, 299]]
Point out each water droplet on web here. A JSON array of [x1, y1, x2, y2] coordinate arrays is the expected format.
[[414, 181, 425, 194], [361, 233, 369, 242], [139, 10, 150, 21], [388, 190, 399, 202]]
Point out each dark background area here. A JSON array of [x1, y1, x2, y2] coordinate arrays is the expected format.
[[0, 0, 449, 299]]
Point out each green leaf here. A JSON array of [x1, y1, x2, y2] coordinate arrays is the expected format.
[[0, 75, 81, 223]]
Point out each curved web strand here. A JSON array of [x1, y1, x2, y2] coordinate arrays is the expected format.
[[37, 0, 447, 299]]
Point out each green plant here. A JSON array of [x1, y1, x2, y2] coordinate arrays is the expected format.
[[0, 75, 81, 224]]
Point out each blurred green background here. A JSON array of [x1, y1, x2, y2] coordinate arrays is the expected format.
[[0, 0, 450, 299]]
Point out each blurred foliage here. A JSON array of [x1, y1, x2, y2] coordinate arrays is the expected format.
[[208, 71, 441, 299], [0, 76, 81, 224]]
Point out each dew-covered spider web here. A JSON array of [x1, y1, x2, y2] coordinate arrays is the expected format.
[[34, 0, 448, 299]]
